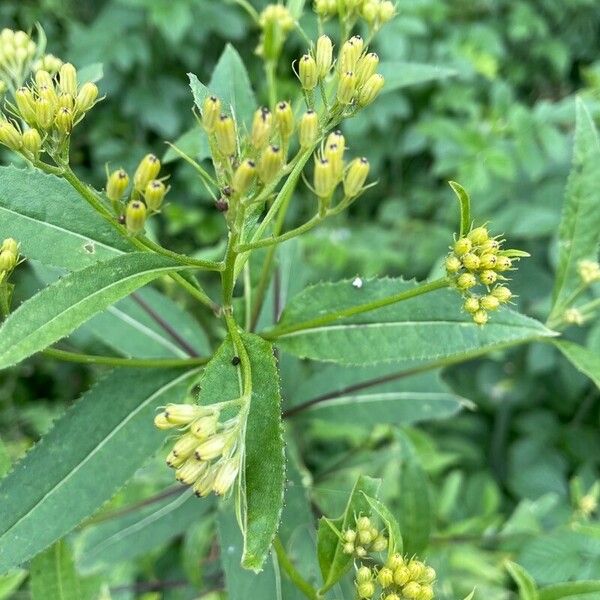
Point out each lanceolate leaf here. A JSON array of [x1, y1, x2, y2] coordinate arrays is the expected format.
[[0, 368, 197, 573], [362, 494, 403, 556], [0, 166, 131, 270], [0, 252, 192, 370], [554, 341, 600, 390], [506, 561, 539, 600], [271, 279, 555, 365], [550, 99, 600, 320], [195, 334, 285, 572], [539, 581, 600, 600], [30, 541, 81, 600], [379, 61, 456, 92]]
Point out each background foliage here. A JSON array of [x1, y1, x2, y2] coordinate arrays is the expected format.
[[1, 0, 600, 598]]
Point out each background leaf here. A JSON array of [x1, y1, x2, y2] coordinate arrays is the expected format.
[[539, 581, 600, 600], [30, 541, 81, 600], [379, 62, 457, 92], [554, 340, 600, 389], [362, 493, 403, 555], [0, 368, 197, 573], [506, 561, 539, 600]]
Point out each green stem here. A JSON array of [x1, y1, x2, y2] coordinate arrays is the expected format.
[[237, 215, 322, 252], [266, 60, 278, 109], [263, 278, 450, 339], [273, 537, 319, 600], [43, 348, 209, 369], [222, 230, 241, 307], [170, 273, 219, 313], [224, 311, 252, 396]]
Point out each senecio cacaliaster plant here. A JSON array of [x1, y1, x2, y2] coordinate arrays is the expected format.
[[4, 0, 598, 597]]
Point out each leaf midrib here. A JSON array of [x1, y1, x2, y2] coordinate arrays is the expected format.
[[310, 391, 460, 410]]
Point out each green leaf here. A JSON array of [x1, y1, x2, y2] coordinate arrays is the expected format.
[[449, 180, 472, 237], [189, 44, 256, 130], [0, 570, 26, 600], [317, 475, 380, 593], [0, 368, 197, 573], [362, 494, 403, 555], [195, 334, 285, 572], [75, 489, 213, 572], [0, 166, 131, 270], [506, 561, 539, 600], [0, 437, 9, 478], [272, 279, 555, 365], [539, 581, 600, 600], [30, 541, 81, 600], [554, 340, 600, 389], [0, 252, 191, 370], [77, 63, 103, 84], [379, 61, 456, 92], [286, 0, 306, 18], [164, 126, 210, 163], [550, 98, 600, 320]]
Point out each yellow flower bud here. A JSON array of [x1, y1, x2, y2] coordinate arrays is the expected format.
[[387, 553, 405, 570], [422, 566, 436, 584], [578, 259, 600, 284], [195, 433, 228, 461], [299, 110, 319, 147], [355, 545, 367, 557], [215, 114, 237, 156], [337, 70, 357, 104], [339, 38, 361, 73], [473, 309, 488, 326], [55, 107, 73, 135], [299, 54, 318, 90], [154, 412, 174, 430], [106, 169, 130, 202], [357, 582, 375, 599], [315, 0, 337, 17], [251, 107, 273, 149], [0, 250, 17, 272], [377, 567, 394, 587], [172, 432, 201, 460], [192, 467, 217, 497], [0, 120, 22, 150], [275, 100, 294, 138], [34, 98, 55, 129], [372, 533, 388, 552], [480, 269, 497, 286], [125, 199, 147, 235], [258, 145, 284, 184], [59, 62, 77, 96], [356, 566, 372, 584], [495, 256, 512, 272], [361, 0, 378, 22], [38, 84, 58, 112], [325, 143, 344, 180], [342, 542, 355, 554], [358, 528, 373, 544], [326, 130, 346, 154], [463, 296, 480, 314], [314, 157, 336, 198], [145, 179, 167, 211], [461, 252, 480, 271], [58, 93, 74, 111], [358, 73, 385, 106], [75, 82, 99, 114], [491, 285, 512, 303], [212, 457, 240, 495], [468, 226, 489, 245], [384, 595, 401, 600], [408, 560, 426, 581], [378, 1, 396, 23], [176, 457, 208, 485], [343, 528, 357, 542], [316, 35, 333, 78], [356, 52, 380, 87], [134, 153, 161, 191], [15, 87, 36, 123], [394, 565, 410, 586], [480, 238, 500, 253], [1, 238, 18, 254], [22, 128, 42, 158], [480, 294, 500, 311], [479, 253, 497, 269], [164, 403, 206, 425], [457, 273, 476, 290], [445, 255, 462, 273], [190, 414, 219, 439], [356, 516, 371, 530], [202, 95, 221, 133], [417, 586, 434, 600], [232, 159, 257, 195], [453, 237, 472, 256], [343, 157, 370, 197], [402, 582, 422, 600], [35, 69, 53, 89]]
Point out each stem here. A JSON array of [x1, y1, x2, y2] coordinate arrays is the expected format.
[[266, 60, 278, 109], [264, 278, 450, 339], [222, 230, 241, 308], [170, 273, 220, 313], [224, 312, 252, 396], [273, 537, 319, 600], [237, 215, 322, 252], [43, 348, 208, 369]]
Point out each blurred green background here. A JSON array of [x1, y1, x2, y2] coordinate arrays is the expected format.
[[1, 0, 600, 598]]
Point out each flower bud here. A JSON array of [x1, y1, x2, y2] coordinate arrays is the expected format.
[[356, 516, 371, 530], [125, 200, 147, 235], [166, 450, 189, 470], [473, 309, 488, 326], [344, 157, 370, 197], [408, 560, 426, 581], [445, 255, 462, 273], [38, 84, 58, 111], [165, 403, 206, 425], [480, 294, 500, 311], [34, 98, 54, 129], [316, 35, 333, 78], [154, 412, 174, 430], [461, 252, 480, 271], [35, 69, 53, 89], [251, 107, 272, 149], [0, 120, 21, 150], [339, 38, 361, 73], [172, 432, 201, 460], [378, 1, 396, 23], [480, 270, 497, 286], [195, 433, 228, 461], [232, 159, 256, 195], [457, 273, 476, 290], [463, 296, 480, 314], [343, 528, 357, 542], [358, 528, 373, 544], [314, 157, 336, 198], [402, 582, 422, 600], [202, 95, 221, 133], [417, 586, 434, 600], [480, 238, 500, 253], [325, 143, 344, 180], [453, 237, 472, 256], [258, 145, 284, 184], [215, 114, 237, 156], [1, 238, 18, 254], [190, 414, 218, 439], [106, 169, 129, 202], [495, 255, 512, 271], [358, 73, 384, 106], [275, 101, 294, 138], [387, 553, 404, 570], [337, 71, 357, 104], [357, 582, 375, 599], [176, 458, 208, 485], [326, 130, 346, 154], [15, 87, 36, 123], [372, 533, 388, 552], [342, 542, 354, 554], [492, 285, 512, 303], [479, 253, 497, 269], [76, 82, 99, 113], [55, 107, 73, 135], [315, 0, 337, 17], [468, 226, 489, 245], [356, 52, 379, 87], [578, 259, 600, 284], [0, 250, 17, 272], [22, 128, 42, 158], [299, 110, 319, 147], [145, 179, 167, 211], [355, 545, 367, 557], [384, 595, 401, 600], [356, 566, 372, 584], [299, 54, 318, 90], [134, 154, 161, 191], [192, 467, 217, 497], [422, 566, 436, 584], [377, 567, 394, 587], [58, 93, 74, 111], [213, 457, 240, 495], [59, 62, 77, 96]]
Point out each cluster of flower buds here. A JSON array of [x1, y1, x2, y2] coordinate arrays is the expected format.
[[314, 0, 395, 30], [578, 259, 600, 285], [0, 28, 38, 90], [106, 154, 169, 235], [32, 53, 63, 75], [297, 34, 385, 109], [341, 515, 388, 558], [154, 402, 242, 498], [0, 238, 19, 280], [257, 4, 295, 60], [445, 225, 526, 325], [313, 130, 370, 209], [359, 555, 436, 600], [0, 63, 99, 160]]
